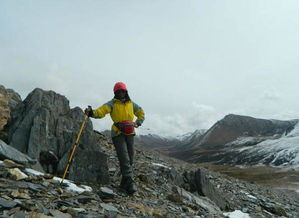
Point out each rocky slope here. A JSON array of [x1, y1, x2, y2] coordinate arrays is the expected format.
[[0, 137, 299, 217]]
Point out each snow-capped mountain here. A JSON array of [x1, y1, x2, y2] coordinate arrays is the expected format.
[[135, 134, 184, 150], [137, 114, 299, 171], [219, 123, 299, 169], [135, 129, 206, 150]]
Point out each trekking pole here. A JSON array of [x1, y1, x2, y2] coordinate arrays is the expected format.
[[61, 113, 89, 184]]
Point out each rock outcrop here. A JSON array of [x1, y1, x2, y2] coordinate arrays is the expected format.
[[0, 85, 10, 133], [0, 85, 22, 142], [5, 87, 109, 184], [6, 88, 22, 110]]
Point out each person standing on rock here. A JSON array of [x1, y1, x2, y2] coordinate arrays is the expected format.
[[84, 82, 145, 195]]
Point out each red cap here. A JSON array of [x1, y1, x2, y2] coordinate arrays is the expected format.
[[113, 82, 127, 92]]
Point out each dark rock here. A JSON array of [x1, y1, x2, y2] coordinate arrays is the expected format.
[[6, 89, 22, 111], [35, 202, 50, 215], [0, 140, 36, 165], [27, 183, 45, 192], [261, 202, 288, 216], [166, 168, 184, 186], [167, 193, 183, 204], [49, 209, 72, 218], [67, 208, 86, 217], [0, 198, 17, 209], [57, 200, 77, 207], [99, 187, 116, 199], [76, 195, 95, 204], [7, 88, 109, 184], [7, 209, 26, 218], [194, 168, 231, 210], [100, 203, 119, 213], [62, 150, 109, 184]]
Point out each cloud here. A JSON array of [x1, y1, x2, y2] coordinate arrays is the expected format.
[[260, 88, 281, 102], [134, 103, 226, 137]]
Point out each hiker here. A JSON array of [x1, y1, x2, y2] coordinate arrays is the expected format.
[[84, 82, 145, 194]]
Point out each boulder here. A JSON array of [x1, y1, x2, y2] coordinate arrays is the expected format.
[[194, 168, 231, 210], [8, 88, 70, 154], [7, 88, 109, 184], [59, 150, 109, 184], [0, 139, 36, 165]]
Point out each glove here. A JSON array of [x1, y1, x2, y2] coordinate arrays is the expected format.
[[84, 106, 93, 117], [135, 120, 142, 127]]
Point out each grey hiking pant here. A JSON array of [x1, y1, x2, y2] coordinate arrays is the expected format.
[[112, 134, 134, 178]]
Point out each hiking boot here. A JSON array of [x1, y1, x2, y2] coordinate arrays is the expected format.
[[119, 176, 137, 195], [126, 182, 137, 195], [119, 177, 126, 190]]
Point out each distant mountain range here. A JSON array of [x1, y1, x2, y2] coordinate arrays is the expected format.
[[136, 114, 299, 170]]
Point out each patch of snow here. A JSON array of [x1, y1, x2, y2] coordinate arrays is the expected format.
[[246, 135, 299, 169], [175, 129, 206, 141], [52, 176, 71, 183], [236, 146, 251, 152], [286, 123, 299, 137], [231, 124, 299, 170], [25, 168, 92, 193], [53, 176, 92, 193], [152, 162, 171, 169], [226, 137, 257, 146], [65, 182, 92, 193], [175, 132, 193, 141], [223, 210, 251, 218], [25, 168, 45, 176], [0, 161, 3, 166], [247, 194, 257, 200]]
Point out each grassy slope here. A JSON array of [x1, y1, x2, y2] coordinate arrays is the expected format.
[[199, 163, 299, 191]]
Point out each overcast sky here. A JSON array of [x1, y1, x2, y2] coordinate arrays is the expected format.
[[1, 0, 299, 137]]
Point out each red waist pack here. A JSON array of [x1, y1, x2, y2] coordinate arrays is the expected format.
[[115, 121, 135, 134]]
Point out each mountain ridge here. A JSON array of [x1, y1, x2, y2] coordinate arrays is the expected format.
[[137, 114, 299, 169]]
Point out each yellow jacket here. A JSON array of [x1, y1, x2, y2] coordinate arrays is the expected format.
[[92, 98, 145, 137]]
